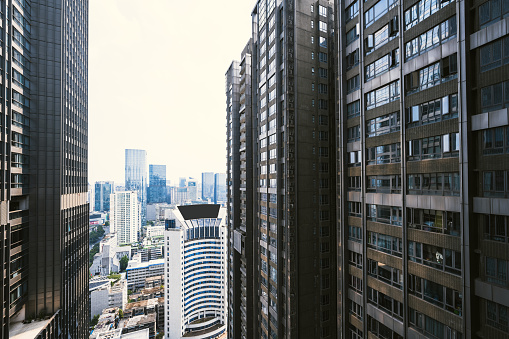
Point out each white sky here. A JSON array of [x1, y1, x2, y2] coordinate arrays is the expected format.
[[89, 0, 254, 185]]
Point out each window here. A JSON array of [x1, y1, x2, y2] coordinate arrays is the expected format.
[[408, 208, 460, 236], [486, 301, 509, 332], [349, 251, 363, 268], [481, 36, 509, 72], [479, 0, 509, 29], [406, 54, 457, 94], [349, 225, 362, 242], [319, 21, 327, 33], [348, 150, 362, 167], [368, 259, 402, 289], [346, 1, 359, 22], [367, 287, 403, 319], [405, 16, 457, 60], [367, 232, 402, 257], [319, 68, 328, 78], [366, 175, 401, 193], [481, 80, 509, 113], [364, 0, 397, 27], [319, 5, 327, 17], [404, 0, 453, 30], [481, 213, 509, 242], [346, 49, 360, 70], [407, 94, 459, 127], [319, 115, 328, 125], [319, 52, 328, 63], [409, 308, 463, 339], [347, 100, 360, 118], [408, 274, 463, 316], [366, 112, 400, 137], [365, 21, 398, 54], [348, 176, 361, 191], [408, 133, 459, 161], [319, 36, 327, 48], [349, 299, 363, 320], [366, 143, 401, 165], [311, 20, 314, 29], [367, 204, 402, 226], [346, 26, 359, 45], [347, 125, 360, 142], [408, 241, 461, 275], [407, 172, 460, 196], [365, 49, 399, 81], [368, 316, 404, 339], [349, 325, 363, 339], [486, 257, 509, 286], [347, 75, 360, 93], [11, 132, 29, 149], [318, 83, 328, 94], [318, 99, 328, 109], [348, 202, 361, 217], [365, 80, 400, 110]]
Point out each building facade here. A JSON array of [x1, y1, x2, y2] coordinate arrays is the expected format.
[[125, 149, 147, 225], [214, 173, 227, 205], [226, 41, 257, 339], [148, 164, 166, 204], [111, 191, 140, 245], [226, 1, 337, 337], [0, 0, 90, 337], [95, 181, 114, 212], [164, 205, 228, 339], [202, 172, 215, 202]]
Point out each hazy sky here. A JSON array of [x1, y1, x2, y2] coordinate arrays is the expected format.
[[89, 0, 254, 185]]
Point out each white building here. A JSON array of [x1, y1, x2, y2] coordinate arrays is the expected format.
[[164, 204, 227, 339], [90, 233, 132, 276], [89, 278, 127, 319], [146, 225, 165, 238], [111, 191, 140, 245], [126, 254, 165, 290]]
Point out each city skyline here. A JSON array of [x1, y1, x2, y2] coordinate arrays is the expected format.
[[88, 0, 254, 185]]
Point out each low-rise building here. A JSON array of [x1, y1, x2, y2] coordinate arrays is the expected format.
[[126, 255, 164, 290], [123, 297, 164, 330], [144, 275, 163, 289], [90, 277, 128, 319], [121, 314, 156, 339]]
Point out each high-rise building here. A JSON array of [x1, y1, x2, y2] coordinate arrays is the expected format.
[[214, 173, 227, 205], [111, 191, 140, 245], [164, 205, 227, 339], [1, 0, 89, 337], [226, 1, 337, 337], [226, 40, 256, 339], [202, 172, 215, 201], [148, 164, 166, 204], [95, 181, 114, 212], [187, 177, 198, 201], [125, 149, 147, 225]]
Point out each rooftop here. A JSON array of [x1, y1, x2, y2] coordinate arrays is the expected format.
[[9, 319, 52, 339]]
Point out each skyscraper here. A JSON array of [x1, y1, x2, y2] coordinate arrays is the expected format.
[[1, 0, 89, 337], [202, 172, 215, 201], [214, 173, 227, 205], [95, 181, 114, 212], [148, 164, 166, 204], [226, 1, 337, 337], [226, 40, 256, 339], [164, 205, 228, 339], [125, 149, 147, 225], [111, 191, 140, 245]]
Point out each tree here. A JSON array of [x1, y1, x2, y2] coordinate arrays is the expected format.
[[104, 220, 110, 226], [89, 243, 100, 266], [118, 309, 123, 318], [120, 255, 129, 272], [90, 314, 100, 327], [97, 225, 105, 237], [156, 332, 164, 339]]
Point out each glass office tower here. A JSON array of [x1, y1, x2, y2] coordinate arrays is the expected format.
[[148, 164, 166, 204], [1, 0, 89, 338], [125, 149, 147, 225]]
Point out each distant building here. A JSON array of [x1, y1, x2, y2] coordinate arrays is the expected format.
[[121, 314, 156, 339], [125, 149, 147, 225], [89, 277, 127, 319], [201, 172, 215, 202], [123, 297, 164, 330], [146, 203, 172, 221], [145, 225, 165, 238], [187, 177, 198, 201], [126, 255, 165, 290], [164, 205, 227, 339], [214, 173, 227, 204], [148, 164, 166, 204], [95, 181, 114, 212], [90, 233, 121, 276], [111, 191, 140, 245]]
